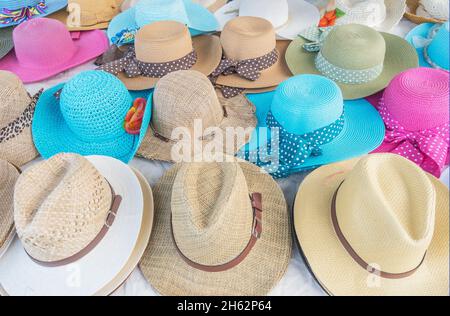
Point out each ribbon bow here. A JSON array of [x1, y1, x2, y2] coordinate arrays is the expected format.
[[298, 26, 334, 52], [97, 47, 142, 77], [0, 1, 47, 25], [211, 58, 263, 81]]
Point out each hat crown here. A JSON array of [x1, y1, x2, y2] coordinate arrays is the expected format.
[[420, 0, 449, 20], [135, 21, 194, 63], [221, 16, 277, 60], [1, 0, 40, 10], [12, 18, 76, 69], [14, 153, 113, 263], [153, 70, 224, 139], [383, 67, 449, 131], [0, 71, 31, 124], [271, 75, 344, 135], [336, 0, 386, 26], [336, 154, 436, 273], [171, 161, 254, 266], [427, 22, 449, 70], [239, 0, 289, 29], [60, 71, 132, 142], [321, 24, 386, 70], [134, 0, 189, 28]]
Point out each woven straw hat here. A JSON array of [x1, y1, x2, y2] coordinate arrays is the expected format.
[[140, 158, 292, 295], [0, 27, 13, 60], [405, 0, 448, 24], [286, 24, 418, 100], [0, 71, 40, 167], [137, 70, 256, 162], [0, 159, 19, 259], [294, 153, 449, 296]]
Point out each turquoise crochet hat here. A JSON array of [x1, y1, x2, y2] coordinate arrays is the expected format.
[[240, 74, 385, 178], [32, 70, 152, 163]]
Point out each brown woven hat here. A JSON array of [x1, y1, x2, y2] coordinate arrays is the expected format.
[[137, 70, 257, 162], [404, 0, 448, 24], [0, 71, 41, 167], [139, 158, 292, 295]]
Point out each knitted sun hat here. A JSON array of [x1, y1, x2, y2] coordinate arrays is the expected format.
[[0, 153, 151, 296], [140, 158, 292, 296], [405, 0, 448, 24], [241, 74, 385, 179], [0, 0, 67, 28], [0, 18, 109, 83], [0, 27, 13, 59], [0, 70, 41, 167], [32, 70, 152, 163], [294, 153, 449, 296], [366, 67, 449, 178], [286, 24, 418, 100], [137, 70, 256, 162], [98, 21, 222, 91]]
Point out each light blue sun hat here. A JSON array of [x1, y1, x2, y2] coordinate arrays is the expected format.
[[107, 0, 219, 44], [406, 22, 449, 71], [239, 74, 385, 178], [32, 70, 152, 163]]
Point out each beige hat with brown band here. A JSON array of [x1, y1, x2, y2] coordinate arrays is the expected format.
[[0, 71, 41, 167], [294, 153, 449, 296], [139, 158, 292, 295], [137, 70, 257, 162]]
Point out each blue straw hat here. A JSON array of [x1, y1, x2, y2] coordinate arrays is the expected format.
[[32, 70, 152, 163], [240, 74, 385, 178], [406, 22, 449, 71], [107, 0, 219, 44]]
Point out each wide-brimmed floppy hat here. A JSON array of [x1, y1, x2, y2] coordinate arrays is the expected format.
[[406, 22, 449, 71], [0, 159, 19, 260], [0, 153, 154, 296], [0, 0, 67, 28], [241, 74, 385, 178], [137, 70, 256, 162], [108, 0, 219, 42], [0, 71, 41, 167], [32, 70, 152, 163], [0, 18, 108, 83], [294, 153, 449, 296], [98, 21, 222, 91], [48, 0, 123, 31], [286, 24, 418, 100], [140, 158, 291, 295], [214, 0, 321, 40], [211, 16, 293, 99], [404, 0, 448, 24], [0, 27, 13, 59], [366, 67, 449, 178]]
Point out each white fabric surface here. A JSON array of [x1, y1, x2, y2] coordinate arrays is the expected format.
[[20, 17, 448, 296]]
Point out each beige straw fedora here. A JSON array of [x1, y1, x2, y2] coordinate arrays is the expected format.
[[0, 71, 41, 167], [294, 153, 449, 296], [404, 0, 448, 24], [286, 24, 419, 100], [98, 20, 222, 91], [140, 158, 292, 295], [137, 70, 257, 162]]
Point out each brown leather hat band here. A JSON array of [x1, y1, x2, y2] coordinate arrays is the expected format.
[[331, 182, 425, 279], [172, 192, 263, 273]]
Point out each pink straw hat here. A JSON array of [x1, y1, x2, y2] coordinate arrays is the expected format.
[[367, 67, 449, 177], [0, 18, 109, 83]]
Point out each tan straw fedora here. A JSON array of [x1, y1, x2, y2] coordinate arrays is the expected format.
[[137, 70, 257, 163], [404, 0, 448, 24], [0, 71, 42, 167], [140, 158, 292, 295], [294, 153, 449, 296], [98, 20, 222, 91]]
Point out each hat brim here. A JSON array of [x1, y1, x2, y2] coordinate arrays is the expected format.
[[117, 35, 222, 91], [0, 156, 147, 296], [137, 93, 257, 162], [47, 8, 110, 31], [0, 28, 13, 59], [215, 40, 293, 89], [293, 156, 449, 296], [285, 32, 419, 100], [31, 84, 152, 163], [404, 0, 447, 24], [139, 159, 292, 296], [405, 22, 442, 69], [0, 30, 108, 83], [207, 0, 228, 12]]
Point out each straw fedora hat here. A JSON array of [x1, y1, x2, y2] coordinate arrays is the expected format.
[[137, 70, 256, 162], [294, 153, 449, 296], [99, 21, 222, 91], [0, 153, 154, 296], [140, 158, 292, 295], [0, 27, 13, 60], [286, 24, 418, 100], [404, 0, 448, 24], [0, 71, 41, 167]]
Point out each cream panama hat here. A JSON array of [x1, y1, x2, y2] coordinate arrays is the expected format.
[[139, 158, 292, 295], [294, 153, 449, 296]]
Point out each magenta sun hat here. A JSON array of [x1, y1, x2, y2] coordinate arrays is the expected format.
[[0, 18, 109, 83], [367, 67, 450, 178]]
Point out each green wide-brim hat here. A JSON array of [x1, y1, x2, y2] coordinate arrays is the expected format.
[[0, 27, 13, 60]]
